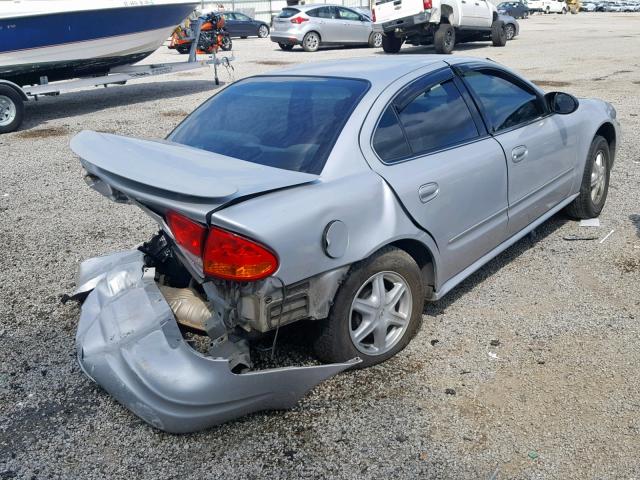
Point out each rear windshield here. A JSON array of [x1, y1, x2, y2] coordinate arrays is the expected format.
[[278, 8, 300, 18], [168, 76, 369, 174]]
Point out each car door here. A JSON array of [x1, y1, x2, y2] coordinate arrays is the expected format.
[[336, 7, 370, 43], [307, 6, 341, 42], [457, 65, 578, 235], [223, 13, 239, 37], [234, 13, 255, 36], [366, 68, 510, 282]]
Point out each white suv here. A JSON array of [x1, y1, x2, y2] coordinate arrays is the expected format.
[[374, 0, 508, 54]]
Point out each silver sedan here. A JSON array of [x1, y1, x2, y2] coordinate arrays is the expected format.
[[270, 4, 382, 51], [71, 56, 619, 432]]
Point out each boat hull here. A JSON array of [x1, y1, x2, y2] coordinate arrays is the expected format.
[[0, 3, 197, 85]]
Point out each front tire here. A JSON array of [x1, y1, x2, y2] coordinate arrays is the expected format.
[[381, 32, 403, 53], [491, 20, 507, 46], [302, 31, 320, 52], [504, 23, 516, 40], [368, 31, 383, 48], [434, 23, 455, 54], [0, 85, 24, 134], [221, 36, 232, 51], [565, 135, 611, 219], [313, 247, 425, 368], [258, 25, 269, 38]]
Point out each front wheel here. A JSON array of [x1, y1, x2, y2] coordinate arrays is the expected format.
[[368, 31, 383, 48], [313, 247, 424, 368], [258, 25, 269, 38], [491, 20, 507, 46], [434, 23, 455, 54], [0, 85, 24, 134], [381, 32, 403, 53], [302, 31, 320, 52], [504, 23, 516, 40], [565, 135, 611, 219]]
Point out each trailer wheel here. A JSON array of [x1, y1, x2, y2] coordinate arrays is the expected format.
[[0, 85, 24, 134]]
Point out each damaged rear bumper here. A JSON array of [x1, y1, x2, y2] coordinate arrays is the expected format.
[[75, 250, 358, 433]]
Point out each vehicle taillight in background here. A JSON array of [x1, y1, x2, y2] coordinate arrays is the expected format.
[[165, 211, 278, 282], [290, 15, 309, 24], [423, 0, 432, 9], [372, 8, 376, 22]]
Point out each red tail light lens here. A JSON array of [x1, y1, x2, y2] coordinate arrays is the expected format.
[[203, 227, 278, 281], [290, 15, 309, 24], [166, 210, 206, 257], [166, 212, 278, 281], [423, 0, 432, 8], [372, 8, 376, 22]]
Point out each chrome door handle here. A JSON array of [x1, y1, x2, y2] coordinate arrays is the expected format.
[[511, 145, 528, 163], [418, 182, 439, 203]]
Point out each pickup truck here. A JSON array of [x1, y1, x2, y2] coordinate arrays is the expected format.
[[373, 0, 508, 54]]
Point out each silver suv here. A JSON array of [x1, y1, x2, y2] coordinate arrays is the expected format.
[[270, 4, 383, 52]]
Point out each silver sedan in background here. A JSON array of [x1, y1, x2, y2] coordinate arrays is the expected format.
[[270, 4, 383, 51]]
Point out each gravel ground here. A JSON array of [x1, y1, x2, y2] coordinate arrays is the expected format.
[[1, 12, 640, 480]]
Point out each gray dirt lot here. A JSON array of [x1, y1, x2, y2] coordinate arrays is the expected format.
[[1, 12, 640, 480]]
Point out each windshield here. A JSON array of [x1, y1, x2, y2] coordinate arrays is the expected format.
[[168, 76, 369, 174]]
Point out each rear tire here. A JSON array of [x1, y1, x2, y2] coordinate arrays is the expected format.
[[302, 31, 320, 52], [381, 32, 403, 53], [278, 43, 294, 51], [258, 25, 270, 38], [565, 135, 611, 219], [434, 23, 455, 54], [368, 31, 383, 48], [491, 20, 507, 47], [0, 85, 24, 134], [313, 247, 425, 368]]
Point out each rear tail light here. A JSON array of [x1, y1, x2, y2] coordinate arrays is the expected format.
[[166, 210, 206, 257], [372, 8, 376, 22], [290, 15, 309, 24], [166, 211, 278, 281], [203, 227, 278, 281], [423, 0, 432, 8]]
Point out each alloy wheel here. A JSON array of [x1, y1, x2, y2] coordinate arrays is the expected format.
[[372, 32, 383, 48], [591, 151, 607, 204], [304, 33, 319, 51], [258, 25, 269, 38], [349, 271, 413, 356]]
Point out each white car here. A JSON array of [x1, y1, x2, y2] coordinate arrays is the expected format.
[[528, 0, 568, 13], [374, 0, 508, 54]]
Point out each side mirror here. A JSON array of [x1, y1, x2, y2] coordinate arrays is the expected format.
[[545, 91, 579, 115]]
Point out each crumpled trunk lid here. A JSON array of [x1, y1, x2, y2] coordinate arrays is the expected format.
[[71, 130, 319, 222]]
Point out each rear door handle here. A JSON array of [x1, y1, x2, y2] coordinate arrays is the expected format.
[[418, 182, 439, 203], [511, 145, 528, 163]]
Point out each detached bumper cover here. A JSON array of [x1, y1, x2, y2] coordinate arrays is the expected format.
[[75, 250, 358, 433]]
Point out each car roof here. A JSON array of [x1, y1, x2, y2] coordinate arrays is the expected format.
[[267, 56, 494, 91], [292, 3, 359, 10]]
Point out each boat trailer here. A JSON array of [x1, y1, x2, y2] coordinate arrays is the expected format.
[[0, 21, 233, 134]]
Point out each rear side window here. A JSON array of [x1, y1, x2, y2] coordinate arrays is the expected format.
[[308, 6, 337, 18], [169, 76, 369, 175], [278, 8, 299, 18], [372, 108, 411, 162], [398, 80, 478, 156], [461, 70, 544, 132]]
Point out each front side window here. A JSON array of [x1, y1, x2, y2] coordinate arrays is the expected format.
[[462, 69, 545, 132], [235, 13, 251, 21], [169, 76, 369, 174]]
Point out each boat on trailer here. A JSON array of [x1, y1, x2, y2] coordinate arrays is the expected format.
[[0, 0, 199, 86], [0, 0, 235, 134]]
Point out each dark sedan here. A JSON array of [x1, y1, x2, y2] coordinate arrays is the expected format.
[[497, 1, 530, 18], [223, 11, 270, 38]]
